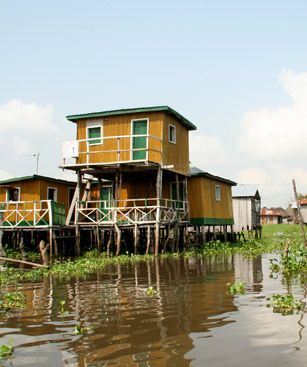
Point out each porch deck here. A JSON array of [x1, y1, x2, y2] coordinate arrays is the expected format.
[[0, 200, 65, 228], [76, 198, 189, 227]]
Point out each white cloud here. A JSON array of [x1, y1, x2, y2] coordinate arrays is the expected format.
[[0, 169, 13, 181], [235, 163, 307, 207], [238, 69, 307, 161], [0, 99, 57, 133], [189, 131, 228, 170]]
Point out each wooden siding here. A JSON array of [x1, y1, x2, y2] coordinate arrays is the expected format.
[[74, 111, 190, 175], [188, 177, 234, 224], [76, 112, 163, 165], [232, 198, 252, 231], [161, 114, 190, 176], [0, 178, 75, 226]]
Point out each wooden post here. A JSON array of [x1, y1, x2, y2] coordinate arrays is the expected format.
[[146, 225, 151, 255], [133, 224, 139, 254], [155, 166, 162, 256], [75, 171, 82, 256], [107, 229, 113, 256], [114, 223, 121, 256], [49, 227, 53, 262], [292, 179, 307, 247]]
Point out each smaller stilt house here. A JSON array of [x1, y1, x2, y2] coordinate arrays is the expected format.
[[188, 167, 236, 242], [0, 175, 76, 255], [232, 184, 261, 236]]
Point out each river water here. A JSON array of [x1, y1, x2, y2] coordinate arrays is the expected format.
[[0, 254, 306, 366]]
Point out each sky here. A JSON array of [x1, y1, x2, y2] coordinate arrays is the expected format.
[[1, 0, 307, 207]]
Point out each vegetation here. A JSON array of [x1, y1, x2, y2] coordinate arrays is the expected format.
[[267, 294, 306, 315], [0, 291, 25, 310], [146, 286, 157, 296], [0, 340, 14, 360], [227, 281, 246, 295]]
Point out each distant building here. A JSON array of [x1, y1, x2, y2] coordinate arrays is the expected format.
[[298, 199, 307, 224], [261, 207, 290, 224], [232, 184, 261, 232]]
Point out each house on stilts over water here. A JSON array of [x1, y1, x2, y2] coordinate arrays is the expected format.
[[0, 106, 237, 257], [61, 106, 197, 255]]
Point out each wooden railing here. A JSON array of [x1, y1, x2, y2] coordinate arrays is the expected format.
[[62, 134, 162, 166], [0, 200, 65, 228], [75, 198, 189, 226]]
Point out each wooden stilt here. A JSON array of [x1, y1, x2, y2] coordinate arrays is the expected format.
[[133, 225, 139, 254], [114, 223, 121, 256], [107, 229, 113, 256], [155, 223, 160, 256], [146, 226, 151, 255], [49, 227, 53, 262]]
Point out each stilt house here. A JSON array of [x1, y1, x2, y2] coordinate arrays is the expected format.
[[61, 106, 197, 255], [0, 175, 76, 229], [188, 167, 236, 241], [232, 184, 261, 234]]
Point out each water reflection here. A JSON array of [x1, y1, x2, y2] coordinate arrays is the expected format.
[[0, 254, 305, 367]]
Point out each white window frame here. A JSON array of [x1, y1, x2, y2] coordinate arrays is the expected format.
[[168, 124, 176, 144], [215, 184, 221, 201], [47, 187, 58, 202], [6, 187, 20, 202], [130, 118, 149, 161], [86, 120, 103, 146]]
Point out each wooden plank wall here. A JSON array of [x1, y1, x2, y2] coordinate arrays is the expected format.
[[188, 177, 234, 222], [76, 112, 163, 165], [161, 114, 190, 176]]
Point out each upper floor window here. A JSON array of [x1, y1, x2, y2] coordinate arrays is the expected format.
[[6, 187, 20, 202], [215, 184, 221, 201], [47, 187, 57, 201], [87, 120, 103, 145], [168, 124, 176, 144]]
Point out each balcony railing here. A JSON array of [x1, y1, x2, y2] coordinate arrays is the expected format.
[[75, 198, 189, 226], [0, 200, 65, 228], [62, 134, 162, 166]]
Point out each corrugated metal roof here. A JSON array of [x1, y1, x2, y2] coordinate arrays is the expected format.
[[66, 105, 197, 131], [232, 184, 260, 198], [190, 167, 236, 186]]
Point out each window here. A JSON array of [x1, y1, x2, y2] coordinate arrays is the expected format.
[[87, 126, 102, 145], [170, 182, 184, 208], [215, 185, 221, 201], [47, 187, 57, 201], [168, 124, 176, 144], [7, 187, 20, 202]]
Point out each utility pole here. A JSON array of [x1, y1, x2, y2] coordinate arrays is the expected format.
[[292, 179, 307, 247]]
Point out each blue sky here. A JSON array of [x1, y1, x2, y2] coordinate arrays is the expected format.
[[1, 0, 307, 206]]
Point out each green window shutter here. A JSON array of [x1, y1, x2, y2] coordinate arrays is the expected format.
[[132, 120, 148, 160], [88, 127, 102, 145]]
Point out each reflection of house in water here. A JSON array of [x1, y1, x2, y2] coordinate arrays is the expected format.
[[234, 254, 263, 286], [3, 257, 240, 366]]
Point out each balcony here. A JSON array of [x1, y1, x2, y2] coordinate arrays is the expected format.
[[0, 200, 65, 228], [61, 134, 162, 168], [75, 198, 189, 226]]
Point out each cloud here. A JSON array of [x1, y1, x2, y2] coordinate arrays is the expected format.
[[0, 169, 13, 181], [189, 131, 228, 170], [0, 99, 57, 133], [238, 69, 307, 161], [235, 163, 307, 207]]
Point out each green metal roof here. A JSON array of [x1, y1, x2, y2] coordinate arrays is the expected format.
[[66, 105, 197, 131], [190, 167, 236, 186], [0, 174, 76, 186]]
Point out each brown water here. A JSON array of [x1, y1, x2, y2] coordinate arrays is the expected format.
[[0, 254, 306, 367]]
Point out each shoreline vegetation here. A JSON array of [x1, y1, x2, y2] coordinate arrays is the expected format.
[[0, 224, 306, 287]]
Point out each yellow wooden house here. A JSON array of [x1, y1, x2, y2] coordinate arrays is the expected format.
[[61, 106, 197, 254], [0, 175, 76, 228], [188, 167, 236, 240]]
